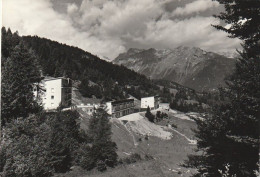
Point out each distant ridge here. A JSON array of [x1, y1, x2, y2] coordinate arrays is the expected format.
[[113, 46, 236, 91]]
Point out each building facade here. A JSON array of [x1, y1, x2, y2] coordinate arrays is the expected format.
[[141, 96, 160, 109], [78, 103, 100, 115], [34, 77, 72, 110], [106, 99, 134, 118], [159, 103, 170, 110]]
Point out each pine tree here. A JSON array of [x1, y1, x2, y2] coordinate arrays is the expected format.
[[145, 106, 155, 122], [82, 108, 118, 170], [185, 1, 260, 176], [1, 42, 42, 126]]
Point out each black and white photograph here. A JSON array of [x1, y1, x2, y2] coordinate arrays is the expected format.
[[1, 0, 259, 176]]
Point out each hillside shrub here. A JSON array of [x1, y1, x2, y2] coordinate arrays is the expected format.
[[97, 161, 107, 172], [0, 145, 6, 172], [145, 106, 155, 123], [1, 115, 54, 177], [0, 110, 84, 176], [144, 154, 154, 160], [122, 153, 142, 164], [156, 111, 168, 122], [75, 143, 95, 171], [171, 123, 177, 129]]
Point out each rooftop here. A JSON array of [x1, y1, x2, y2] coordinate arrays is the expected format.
[[141, 95, 160, 99], [43, 76, 72, 81], [111, 99, 134, 105]]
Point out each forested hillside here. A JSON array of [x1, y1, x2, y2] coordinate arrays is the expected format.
[[1, 27, 119, 175], [21, 35, 160, 101], [2, 27, 219, 113]]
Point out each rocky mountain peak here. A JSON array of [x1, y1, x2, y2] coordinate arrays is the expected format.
[[114, 46, 236, 91]]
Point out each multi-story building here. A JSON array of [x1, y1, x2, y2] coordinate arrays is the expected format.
[[34, 77, 72, 110], [106, 99, 135, 118], [141, 96, 160, 110]]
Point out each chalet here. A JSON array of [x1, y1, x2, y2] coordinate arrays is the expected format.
[[34, 77, 72, 110], [141, 96, 160, 110], [106, 99, 134, 118]]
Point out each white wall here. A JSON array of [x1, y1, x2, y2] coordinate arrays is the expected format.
[[141, 96, 155, 109], [106, 102, 112, 115], [159, 103, 169, 110], [42, 79, 62, 110]]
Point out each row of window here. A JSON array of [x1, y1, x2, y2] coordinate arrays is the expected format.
[[114, 108, 133, 118], [113, 102, 134, 110]]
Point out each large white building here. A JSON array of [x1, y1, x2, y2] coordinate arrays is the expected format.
[[34, 77, 72, 110], [141, 96, 160, 110]]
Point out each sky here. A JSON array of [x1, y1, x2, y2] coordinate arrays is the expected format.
[[2, 0, 241, 59]]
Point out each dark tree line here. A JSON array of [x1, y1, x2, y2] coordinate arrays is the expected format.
[[22, 35, 159, 100], [1, 28, 118, 176], [1, 27, 43, 126], [185, 1, 260, 176]]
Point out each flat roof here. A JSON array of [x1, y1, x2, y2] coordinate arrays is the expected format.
[[141, 95, 160, 99], [111, 99, 134, 105], [43, 76, 71, 82]]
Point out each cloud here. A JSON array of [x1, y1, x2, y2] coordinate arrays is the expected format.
[[2, 0, 126, 59], [67, 3, 78, 15], [172, 0, 219, 16], [3, 0, 240, 59], [132, 16, 240, 53]]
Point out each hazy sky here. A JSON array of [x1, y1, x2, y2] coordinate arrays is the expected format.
[[3, 0, 241, 59]]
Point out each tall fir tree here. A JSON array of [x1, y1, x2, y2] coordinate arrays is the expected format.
[[1, 41, 42, 126], [85, 108, 118, 170], [185, 0, 260, 176], [145, 106, 155, 122]]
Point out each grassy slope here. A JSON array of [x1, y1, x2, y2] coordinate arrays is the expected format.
[[60, 90, 198, 176]]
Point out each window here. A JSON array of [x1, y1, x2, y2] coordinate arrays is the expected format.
[[51, 88, 54, 93], [51, 103, 54, 107], [51, 95, 54, 99]]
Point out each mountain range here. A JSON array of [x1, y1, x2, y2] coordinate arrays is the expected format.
[[113, 46, 236, 91]]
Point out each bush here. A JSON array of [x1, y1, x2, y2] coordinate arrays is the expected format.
[[97, 161, 107, 172], [145, 107, 155, 123], [75, 143, 96, 171], [122, 153, 142, 164], [156, 111, 168, 122], [2, 115, 54, 177], [0, 145, 6, 172], [156, 111, 161, 119], [1, 110, 83, 176], [171, 123, 177, 129], [144, 154, 153, 160], [117, 159, 123, 165], [1, 108, 118, 176]]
